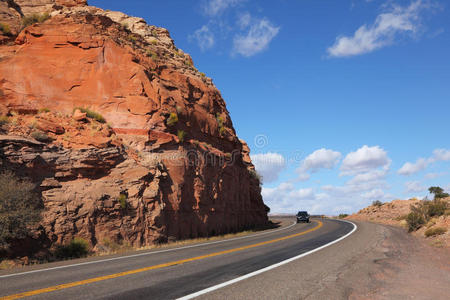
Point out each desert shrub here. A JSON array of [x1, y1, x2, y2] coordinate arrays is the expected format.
[[406, 211, 426, 232], [249, 169, 262, 183], [54, 237, 89, 259], [200, 72, 206, 77], [338, 214, 349, 219], [118, 193, 127, 209], [372, 200, 383, 207], [0, 116, 9, 126], [31, 130, 52, 142], [151, 40, 157, 45], [177, 130, 186, 142], [0, 23, 11, 35], [0, 171, 42, 248], [38, 107, 50, 113], [166, 112, 178, 126], [127, 34, 137, 43], [424, 227, 447, 237], [425, 199, 447, 217], [73, 107, 106, 123], [146, 50, 158, 61], [395, 214, 408, 221], [22, 13, 50, 27]]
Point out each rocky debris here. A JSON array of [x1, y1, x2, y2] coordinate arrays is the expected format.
[[0, 0, 268, 257]]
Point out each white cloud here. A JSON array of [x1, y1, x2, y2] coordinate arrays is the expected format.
[[398, 148, 450, 176], [233, 17, 280, 57], [237, 12, 251, 29], [347, 169, 388, 185], [189, 25, 215, 51], [340, 145, 391, 175], [362, 188, 385, 200], [405, 181, 424, 193], [327, 0, 430, 57], [202, 0, 244, 16], [297, 148, 341, 181], [398, 157, 430, 176], [433, 149, 450, 161], [424, 172, 446, 179], [251, 152, 286, 183]]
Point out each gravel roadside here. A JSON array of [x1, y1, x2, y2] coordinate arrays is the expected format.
[[197, 221, 450, 299]]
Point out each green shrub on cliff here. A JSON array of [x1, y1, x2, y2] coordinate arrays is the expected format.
[[0, 116, 10, 126], [0, 171, 42, 248], [177, 130, 186, 143], [118, 193, 127, 209], [73, 107, 106, 123], [22, 13, 50, 28], [31, 130, 52, 142], [55, 237, 89, 259], [0, 23, 11, 35], [166, 112, 178, 126]]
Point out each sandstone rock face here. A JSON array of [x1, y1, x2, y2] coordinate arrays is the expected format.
[[0, 1, 267, 254]]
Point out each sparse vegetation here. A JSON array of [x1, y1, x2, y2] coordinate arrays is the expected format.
[[146, 49, 158, 60], [166, 112, 178, 126], [118, 193, 127, 209], [177, 130, 186, 143], [38, 107, 50, 113], [151, 40, 157, 45], [338, 214, 349, 219], [127, 34, 137, 43], [424, 227, 447, 237], [54, 237, 89, 259], [0, 23, 11, 35], [406, 210, 425, 232], [22, 13, 50, 28], [216, 114, 226, 136], [0, 171, 42, 249], [249, 169, 262, 183], [372, 200, 383, 207], [31, 130, 52, 142], [405, 196, 448, 232], [199, 72, 206, 77], [0, 116, 9, 126], [73, 107, 106, 123]]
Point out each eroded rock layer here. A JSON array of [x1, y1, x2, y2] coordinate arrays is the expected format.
[[0, 0, 267, 253]]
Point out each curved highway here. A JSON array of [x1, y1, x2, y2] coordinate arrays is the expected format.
[[0, 218, 355, 300]]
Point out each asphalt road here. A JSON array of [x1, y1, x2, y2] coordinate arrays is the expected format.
[[0, 218, 355, 300]]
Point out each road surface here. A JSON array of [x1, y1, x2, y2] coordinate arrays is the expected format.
[[0, 218, 355, 299]]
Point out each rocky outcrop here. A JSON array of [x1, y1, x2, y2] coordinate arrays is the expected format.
[[0, 1, 267, 255]]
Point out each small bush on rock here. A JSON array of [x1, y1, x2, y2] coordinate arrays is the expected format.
[[73, 107, 106, 123], [0, 171, 42, 249], [118, 193, 127, 209], [22, 13, 50, 28], [0, 23, 11, 35], [55, 237, 89, 259], [166, 112, 178, 126], [31, 130, 52, 142], [424, 227, 447, 237], [177, 130, 186, 143], [0, 116, 10, 126]]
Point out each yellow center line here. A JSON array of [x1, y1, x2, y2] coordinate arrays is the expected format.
[[1, 221, 323, 300]]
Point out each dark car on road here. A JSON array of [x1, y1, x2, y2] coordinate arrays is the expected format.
[[296, 211, 310, 223]]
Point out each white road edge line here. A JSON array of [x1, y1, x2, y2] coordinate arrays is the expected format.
[[0, 220, 297, 279], [177, 219, 357, 300]]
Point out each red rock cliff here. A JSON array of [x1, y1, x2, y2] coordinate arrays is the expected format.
[[0, 1, 268, 253]]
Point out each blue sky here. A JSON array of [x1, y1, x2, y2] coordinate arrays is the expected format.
[[90, 0, 450, 215]]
